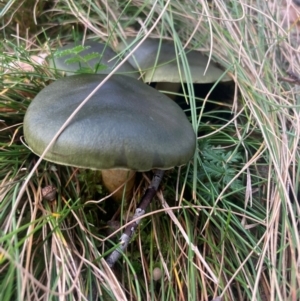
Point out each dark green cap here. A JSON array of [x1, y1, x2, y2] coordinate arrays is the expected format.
[[117, 38, 231, 83], [24, 74, 196, 171]]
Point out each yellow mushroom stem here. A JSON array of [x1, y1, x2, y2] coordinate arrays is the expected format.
[[155, 82, 181, 101], [101, 169, 136, 201]]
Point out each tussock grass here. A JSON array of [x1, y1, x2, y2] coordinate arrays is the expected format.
[[0, 0, 299, 300]]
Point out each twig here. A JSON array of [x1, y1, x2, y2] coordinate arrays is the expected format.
[[106, 169, 165, 268]]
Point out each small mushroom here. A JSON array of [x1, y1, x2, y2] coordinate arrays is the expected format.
[[152, 267, 163, 281], [117, 38, 231, 99], [23, 74, 196, 266], [49, 41, 138, 78]]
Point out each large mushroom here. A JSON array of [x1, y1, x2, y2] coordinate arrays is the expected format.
[[23, 73, 196, 266], [49, 40, 138, 78], [117, 37, 231, 99]]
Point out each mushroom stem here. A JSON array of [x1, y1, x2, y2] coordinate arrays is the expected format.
[[101, 169, 136, 201], [155, 82, 181, 100], [106, 169, 165, 268]]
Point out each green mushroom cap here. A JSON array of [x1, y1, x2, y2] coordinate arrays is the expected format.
[[49, 41, 139, 78], [117, 38, 231, 83], [23, 74, 196, 171]]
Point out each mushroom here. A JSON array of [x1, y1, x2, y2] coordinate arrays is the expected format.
[[24, 74, 195, 171], [49, 40, 138, 78], [23, 73, 196, 266], [152, 267, 163, 281], [117, 38, 231, 99]]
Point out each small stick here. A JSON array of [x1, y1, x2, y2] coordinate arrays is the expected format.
[[106, 169, 165, 268]]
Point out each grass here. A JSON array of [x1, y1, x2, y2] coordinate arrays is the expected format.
[[1, 0, 300, 300]]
